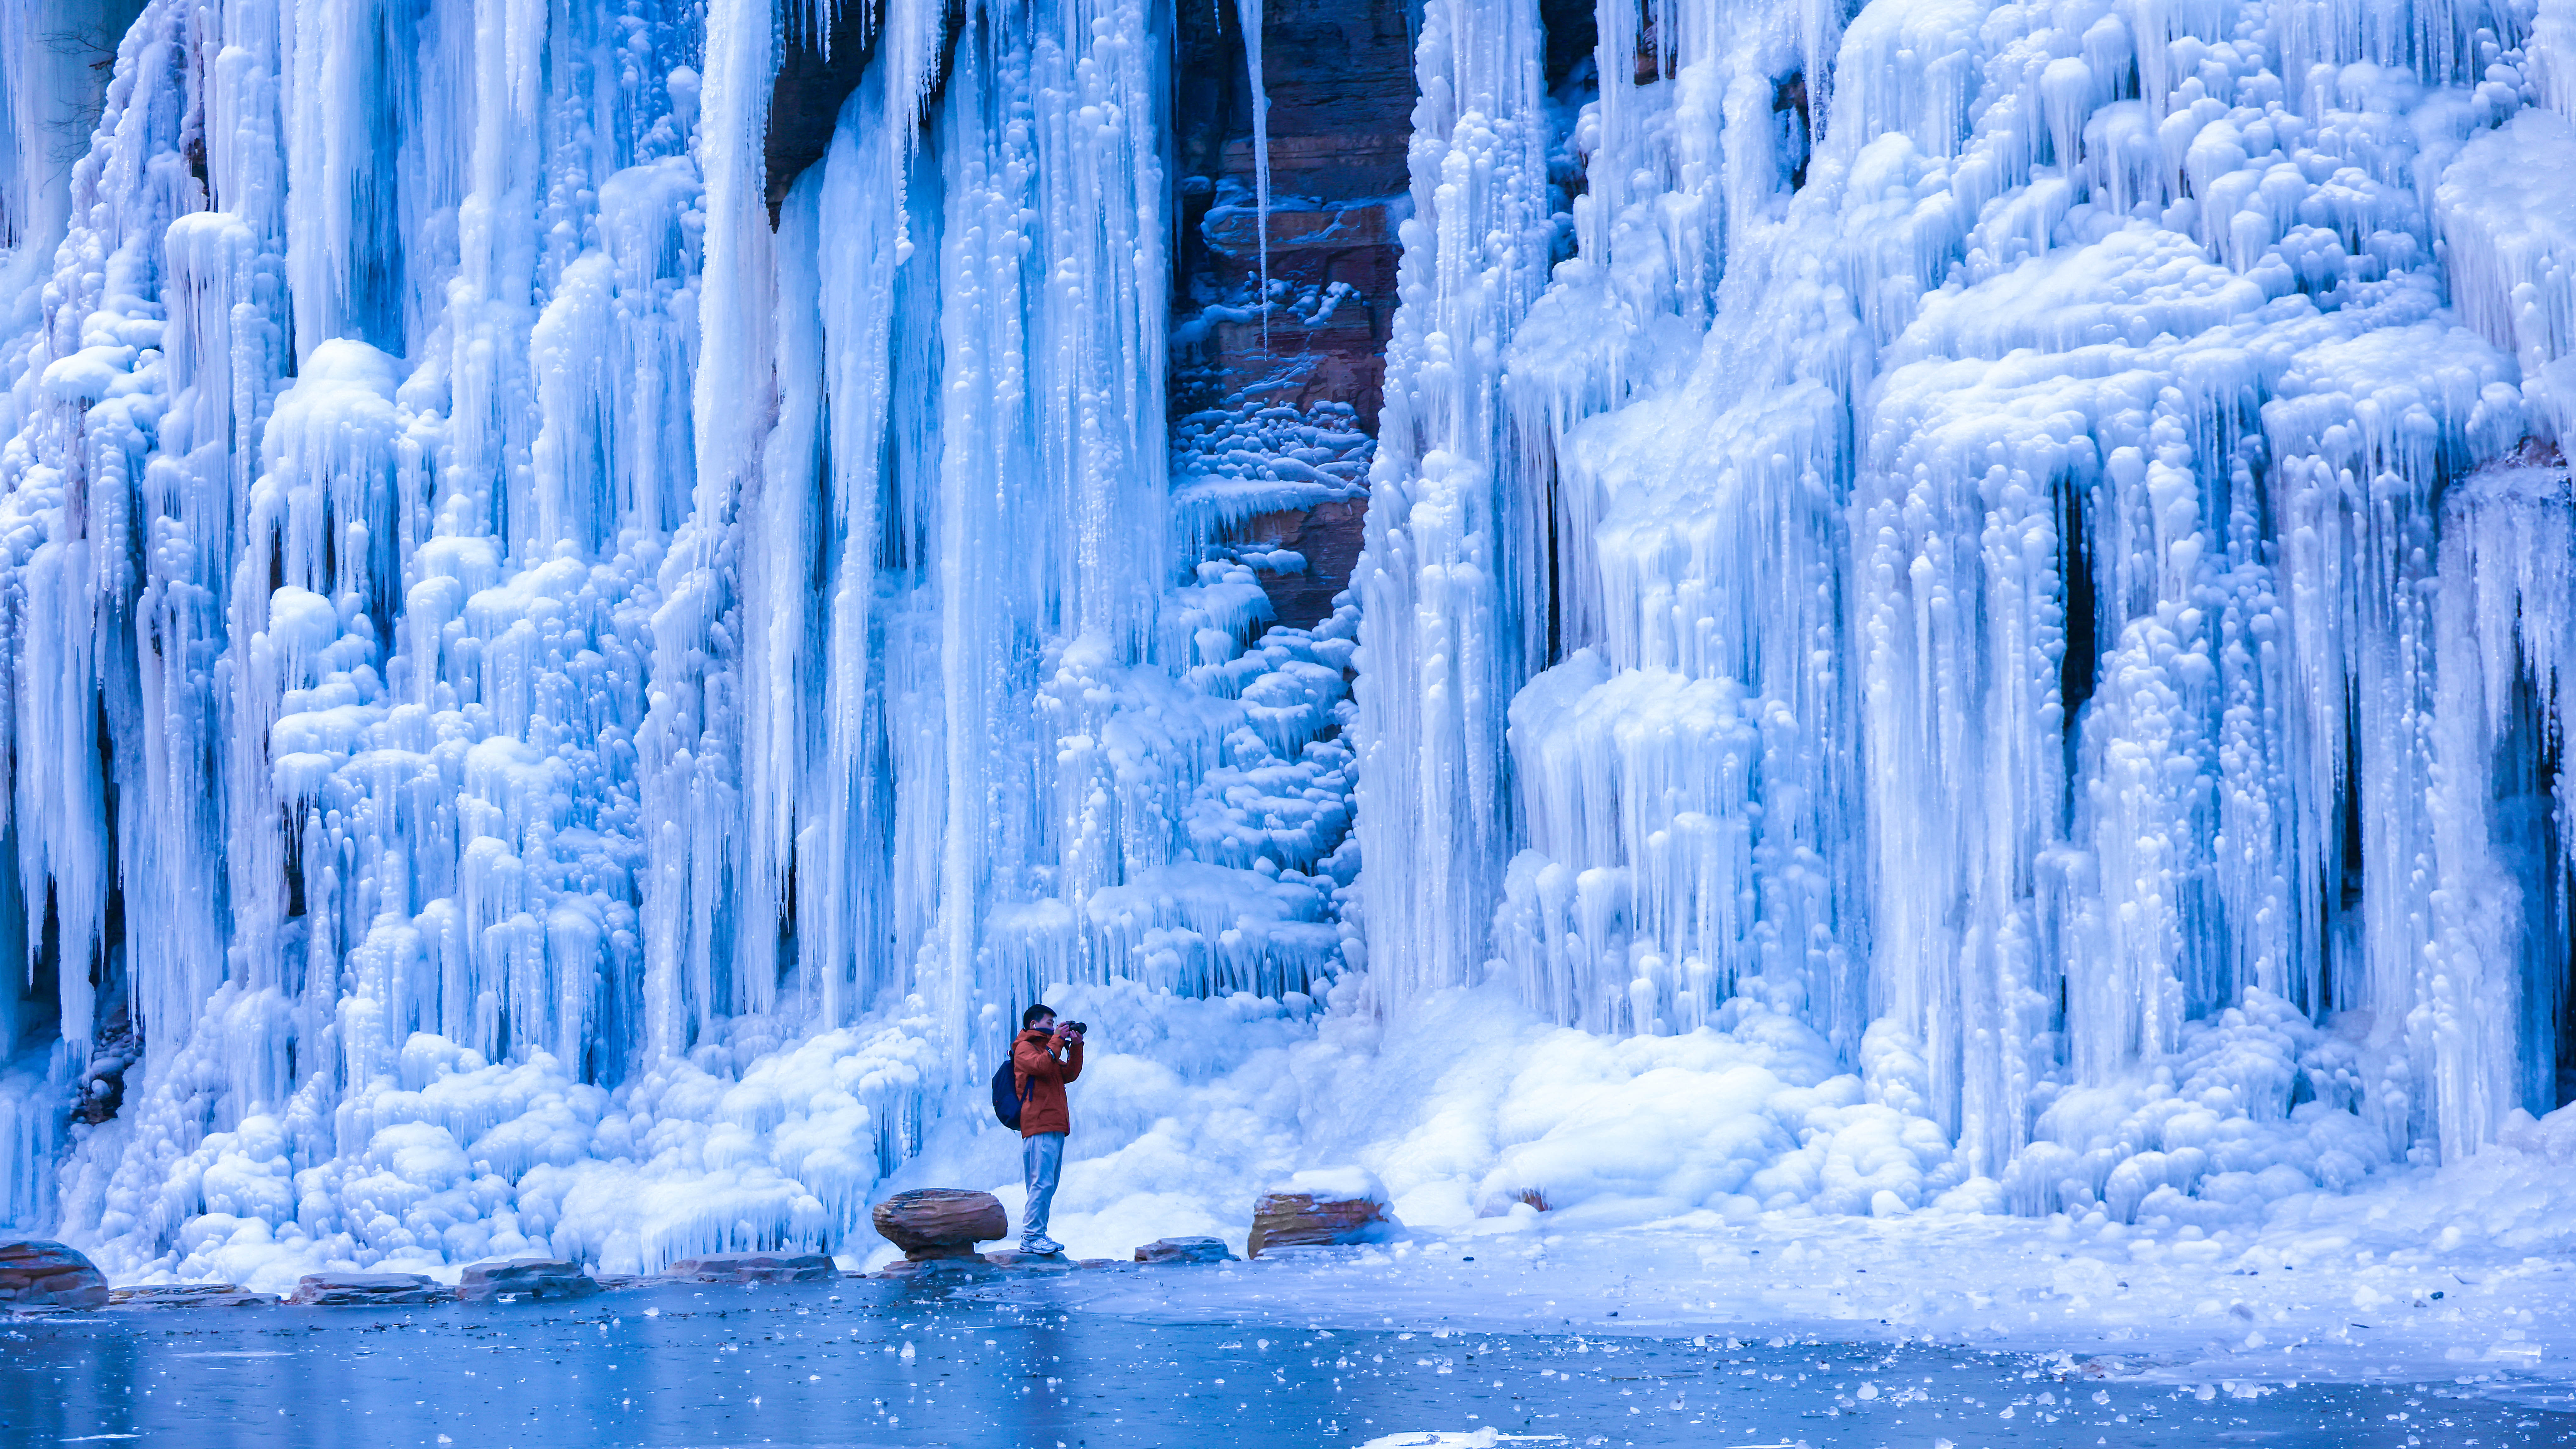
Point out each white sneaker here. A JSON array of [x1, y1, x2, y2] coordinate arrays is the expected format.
[[1021, 1235, 1065, 1256]]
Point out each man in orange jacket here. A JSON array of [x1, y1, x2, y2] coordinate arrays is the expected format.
[[1011, 1004, 1084, 1255]]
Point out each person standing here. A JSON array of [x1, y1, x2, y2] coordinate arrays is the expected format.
[[1011, 1004, 1084, 1255]]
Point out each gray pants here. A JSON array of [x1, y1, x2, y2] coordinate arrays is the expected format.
[[1021, 1131, 1065, 1244]]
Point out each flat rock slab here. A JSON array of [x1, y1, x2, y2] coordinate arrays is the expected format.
[[1135, 1236, 1235, 1265], [663, 1252, 836, 1284], [872, 1189, 1007, 1260], [1246, 1192, 1392, 1257], [0, 1240, 110, 1311], [109, 1284, 274, 1308], [873, 1256, 998, 1280], [288, 1273, 456, 1307], [458, 1259, 601, 1302], [980, 1251, 1073, 1270]]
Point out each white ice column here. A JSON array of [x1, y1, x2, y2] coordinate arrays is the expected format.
[[0, 0, 210, 1057], [1853, 392, 2068, 1178], [1486, 0, 1876, 1056], [2429, 454, 2575, 1161], [1352, 0, 1554, 1010], [804, 31, 941, 1030], [641, 0, 769, 1062], [920, 0, 1175, 1045], [222, 339, 403, 1065]]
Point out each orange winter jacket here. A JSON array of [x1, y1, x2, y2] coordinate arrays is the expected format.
[[1011, 1028, 1084, 1137]]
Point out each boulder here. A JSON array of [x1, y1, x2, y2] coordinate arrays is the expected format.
[[1135, 1236, 1235, 1265], [663, 1252, 836, 1284], [458, 1259, 601, 1302], [108, 1284, 274, 1308], [870, 1189, 1007, 1261], [0, 1240, 110, 1311], [1246, 1168, 1396, 1258], [287, 1273, 455, 1307]]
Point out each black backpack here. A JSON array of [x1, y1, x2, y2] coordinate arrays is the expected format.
[[991, 1056, 1034, 1129]]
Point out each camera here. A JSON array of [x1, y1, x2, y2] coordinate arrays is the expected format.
[[1059, 1021, 1088, 1036]]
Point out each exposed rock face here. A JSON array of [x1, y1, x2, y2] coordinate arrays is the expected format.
[[871, 1189, 1008, 1260], [1135, 1236, 1235, 1265], [1173, 0, 1414, 628], [287, 1273, 454, 1307], [1189, 169, 1400, 428], [109, 1284, 273, 1308], [1235, 499, 1368, 630], [0, 1240, 110, 1310], [458, 1259, 601, 1302], [663, 1252, 837, 1284]]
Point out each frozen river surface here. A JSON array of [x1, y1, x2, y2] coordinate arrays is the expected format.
[[3, 1274, 2571, 1448]]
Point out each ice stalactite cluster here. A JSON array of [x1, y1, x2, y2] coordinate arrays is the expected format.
[[0, 0, 1355, 1278], [1357, 0, 2576, 1217]]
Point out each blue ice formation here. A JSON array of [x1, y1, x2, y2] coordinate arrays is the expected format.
[[1, 0, 2573, 1280]]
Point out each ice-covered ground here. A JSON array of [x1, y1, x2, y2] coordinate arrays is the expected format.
[[925, 987, 2576, 1400], [1064, 1174, 2576, 1395], [129, 975, 2576, 1407]]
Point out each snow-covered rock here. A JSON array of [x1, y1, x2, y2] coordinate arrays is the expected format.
[[1135, 1236, 1235, 1264], [108, 1284, 273, 1308], [1248, 1168, 1397, 1257], [457, 1259, 601, 1302], [659, 1252, 834, 1285], [287, 1273, 452, 1307]]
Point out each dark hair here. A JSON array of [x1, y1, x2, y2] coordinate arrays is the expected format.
[[1022, 1003, 1057, 1029]]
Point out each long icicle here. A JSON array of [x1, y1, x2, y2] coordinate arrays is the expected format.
[[1235, 0, 1271, 343]]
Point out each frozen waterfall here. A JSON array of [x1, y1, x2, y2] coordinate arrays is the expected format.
[[1, 0, 2573, 1281], [1366, 0, 2576, 1205]]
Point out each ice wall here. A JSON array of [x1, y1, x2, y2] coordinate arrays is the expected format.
[[1360, 0, 2576, 1207], [0, 0, 1356, 1273]]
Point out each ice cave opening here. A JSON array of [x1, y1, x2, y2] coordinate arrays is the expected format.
[[3, 0, 2576, 1287]]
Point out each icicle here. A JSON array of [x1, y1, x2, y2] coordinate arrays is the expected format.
[[1235, 0, 1272, 343]]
